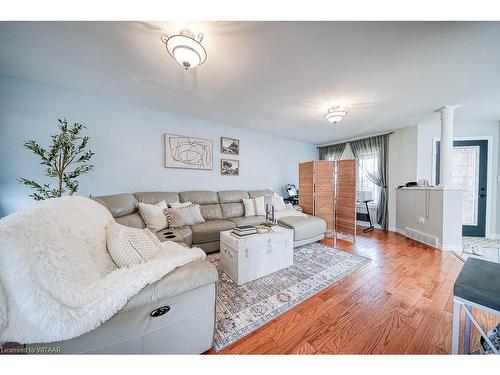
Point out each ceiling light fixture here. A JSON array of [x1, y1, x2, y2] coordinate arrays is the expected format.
[[324, 106, 349, 124], [160, 29, 207, 70]]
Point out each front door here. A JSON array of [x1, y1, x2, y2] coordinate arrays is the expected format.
[[435, 140, 488, 237]]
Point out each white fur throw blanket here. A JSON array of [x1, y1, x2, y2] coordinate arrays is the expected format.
[[0, 196, 205, 344]]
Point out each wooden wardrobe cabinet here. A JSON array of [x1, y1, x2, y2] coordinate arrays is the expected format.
[[299, 160, 356, 239]]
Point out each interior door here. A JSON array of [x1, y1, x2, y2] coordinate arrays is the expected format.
[[435, 140, 488, 237]]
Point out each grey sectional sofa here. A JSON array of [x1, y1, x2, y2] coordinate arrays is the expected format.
[[94, 189, 326, 253]]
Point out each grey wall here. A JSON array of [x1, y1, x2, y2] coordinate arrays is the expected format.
[[0, 75, 317, 217]]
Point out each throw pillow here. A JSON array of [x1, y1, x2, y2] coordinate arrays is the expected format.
[[169, 201, 192, 209], [138, 201, 169, 231], [243, 196, 266, 217], [166, 204, 205, 228], [106, 222, 162, 268], [272, 193, 287, 211]]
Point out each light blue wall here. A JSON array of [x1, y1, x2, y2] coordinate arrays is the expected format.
[[0, 75, 317, 217]]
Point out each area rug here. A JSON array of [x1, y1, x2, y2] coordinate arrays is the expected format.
[[207, 242, 370, 352], [455, 237, 500, 264]]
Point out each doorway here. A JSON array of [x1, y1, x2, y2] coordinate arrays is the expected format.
[[435, 139, 488, 237]]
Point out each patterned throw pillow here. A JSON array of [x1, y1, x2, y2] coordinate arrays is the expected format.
[[166, 204, 205, 228], [106, 222, 162, 268], [138, 201, 169, 231]]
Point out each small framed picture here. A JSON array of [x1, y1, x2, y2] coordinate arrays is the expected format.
[[221, 136, 240, 155], [221, 159, 239, 176]]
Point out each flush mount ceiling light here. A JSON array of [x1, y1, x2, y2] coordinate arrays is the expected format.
[[160, 29, 207, 70], [324, 106, 349, 124]]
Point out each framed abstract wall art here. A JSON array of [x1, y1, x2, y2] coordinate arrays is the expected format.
[[164, 133, 213, 170]]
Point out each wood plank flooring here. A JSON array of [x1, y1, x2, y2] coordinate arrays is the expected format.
[[207, 228, 498, 354]]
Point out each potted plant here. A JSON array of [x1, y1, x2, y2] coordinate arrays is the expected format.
[[18, 118, 94, 200]]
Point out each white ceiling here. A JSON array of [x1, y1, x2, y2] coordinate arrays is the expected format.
[[1, 21, 499, 144]]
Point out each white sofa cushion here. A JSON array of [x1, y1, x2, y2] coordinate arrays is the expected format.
[[243, 196, 266, 217], [138, 201, 169, 231], [107, 222, 162, 268]]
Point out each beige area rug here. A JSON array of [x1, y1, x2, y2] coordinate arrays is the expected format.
[[207, 243, 370, 352]]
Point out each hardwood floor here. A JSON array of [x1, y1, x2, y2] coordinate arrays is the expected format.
[[207, 228, 497, 354]]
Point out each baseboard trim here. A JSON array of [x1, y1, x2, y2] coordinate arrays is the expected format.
[[391, 227, 463, 251], [392, 227, 406, 236]]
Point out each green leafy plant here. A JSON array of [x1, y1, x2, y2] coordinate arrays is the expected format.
[[18, 118, 95, 200]]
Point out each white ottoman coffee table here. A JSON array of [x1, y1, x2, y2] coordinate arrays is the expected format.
[[219, 226, 294, 285]]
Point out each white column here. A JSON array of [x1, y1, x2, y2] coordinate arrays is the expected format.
[[437, 105, 458, 187]]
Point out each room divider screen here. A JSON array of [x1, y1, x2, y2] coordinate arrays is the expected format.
[[335, 159, 357, 238], [299, 160, 356, 241]]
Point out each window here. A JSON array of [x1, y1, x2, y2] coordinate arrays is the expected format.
[[342, 143, 380, 205], [453, 146, 480, 225], [357, 158, 380, 205]]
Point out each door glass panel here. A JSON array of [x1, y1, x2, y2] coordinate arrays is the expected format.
[[452, 146, 480, 225]]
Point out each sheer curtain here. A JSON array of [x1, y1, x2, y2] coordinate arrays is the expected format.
[[349, 134, 389, 230], [318, 143, 347, 161]]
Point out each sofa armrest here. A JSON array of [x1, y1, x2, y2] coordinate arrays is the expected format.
[[121, 259, 218, 313]]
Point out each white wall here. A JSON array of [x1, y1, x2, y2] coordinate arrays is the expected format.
[[387, 126, 418, 230], [416, 121, 499, 238], [0, 76, 316, 217]]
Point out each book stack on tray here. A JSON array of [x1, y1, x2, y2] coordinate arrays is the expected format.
[[231, 225, 257, 237]]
